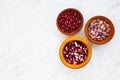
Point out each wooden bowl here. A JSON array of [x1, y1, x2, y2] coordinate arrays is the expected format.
[[85, 16, 115, 44], [56, 8, 84, 36], [59, 36, 92, 69]]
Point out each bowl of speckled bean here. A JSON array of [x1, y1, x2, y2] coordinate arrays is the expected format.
[[85, 16, 115, 44], [59, 36, 92, 69]]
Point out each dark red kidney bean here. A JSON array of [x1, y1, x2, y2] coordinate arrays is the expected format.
[[58, 10, 81, 33]]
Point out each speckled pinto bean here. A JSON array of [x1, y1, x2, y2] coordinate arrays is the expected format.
[[88, 19, 111, 41], [58, 10, 81, 33], [63, 40, 88, 65]]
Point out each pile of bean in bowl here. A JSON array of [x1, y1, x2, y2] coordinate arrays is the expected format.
[[57, 10, 82, 33], [88, 19, 111, 41], [63, 40, 88, 65]]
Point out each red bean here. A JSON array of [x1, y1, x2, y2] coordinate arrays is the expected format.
[[58, 10, 81, 33]]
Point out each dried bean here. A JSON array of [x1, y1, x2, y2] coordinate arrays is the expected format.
[[88, 19, 111, 41], [63, 40, 88, 65], [58, 10, 81, 33]]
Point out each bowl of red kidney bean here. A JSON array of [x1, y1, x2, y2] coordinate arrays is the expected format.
[[59, 36, 92, 69], [85, 16, 115, 44], [56, 8, 84, 35]]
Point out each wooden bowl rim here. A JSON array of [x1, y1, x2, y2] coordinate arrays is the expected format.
[[85, 15, 115, 45], [59, 36, 92, 69]]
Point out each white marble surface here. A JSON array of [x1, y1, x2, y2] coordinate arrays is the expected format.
[[0, 0, 120, 80]]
